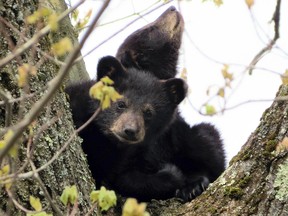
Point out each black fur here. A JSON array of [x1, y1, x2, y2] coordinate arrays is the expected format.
[[66, 56, 189, 201]]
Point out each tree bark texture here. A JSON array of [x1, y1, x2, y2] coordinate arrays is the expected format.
[[0, 0, 93, 215], [146, 85, 288, 216]]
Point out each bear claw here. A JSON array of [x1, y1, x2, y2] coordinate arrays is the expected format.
[[175, 176, 210, 201]]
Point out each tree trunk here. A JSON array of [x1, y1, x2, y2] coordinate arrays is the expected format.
[[147, 85, 288, 216], [0, 0, 94, 215]]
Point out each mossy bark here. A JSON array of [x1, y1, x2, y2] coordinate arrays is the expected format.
[[146, 85, 288, 216], [0, 0, 93, 215]]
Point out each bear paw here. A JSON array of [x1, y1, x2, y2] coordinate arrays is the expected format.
[[175, 176, 210, 202]]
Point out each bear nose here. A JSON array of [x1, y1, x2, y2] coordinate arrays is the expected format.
[[168, 6, 176, 11], [124, 127, 137, 140]]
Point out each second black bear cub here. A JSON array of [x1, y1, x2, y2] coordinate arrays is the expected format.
[[66, 56, 188, 201], [116, 6, 184, 79]]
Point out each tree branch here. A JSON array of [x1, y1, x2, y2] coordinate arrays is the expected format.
[[0, 106, 100, 183], [248, 0, 281, 74], [0, 90, 12, 127]]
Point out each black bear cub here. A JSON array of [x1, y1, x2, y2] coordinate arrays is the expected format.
[[66, 56, 188, 201], [66, 56, 224, 202], [116, 6, 184, 79], [67, 55, 225, 201]]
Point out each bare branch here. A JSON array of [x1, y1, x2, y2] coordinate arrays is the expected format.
[[17, 108, 101, 179], [222, 95, 288, 112], [0, 90, 12, 127], [6, 189, 35, 214], [84, 203, 98, 216], [30, 159, 64, 215], [188, 95, 288, 116], [248, 0, 281, 74], [0, 16, 65, 66], [0, 106, 100, 183]]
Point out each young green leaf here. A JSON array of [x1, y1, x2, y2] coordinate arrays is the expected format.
[[89, 76, 123, 110], [205, 104, 216, 116], [75, 9, 92, 32], [18, 64, 37, 87], [30, 196, 42, 211], [101, 76, 114, 85], [122, 198, 150, 216], [71, 9, 79, 22], [217, 87, 225, 98], [0, 130, 18, 158], [51, 37, 73, 57], [0, 165, 12, 189], [202, 0, 223, 6], [60, 185, 78, 206], [26, 8, 52, 24], [48, 13, 58, 31], [213, 0, 223, 6], [221, 64, 233, 81], [18, 65, 28, 87], [27, 212, 53, 216], [245, 0, 254, 8], [0, 164, 9, 176], [281, 70, 288, 85], [90, 186, 117, 212]]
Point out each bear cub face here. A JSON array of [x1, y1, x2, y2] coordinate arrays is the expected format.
[[91, 56, 187, 145]]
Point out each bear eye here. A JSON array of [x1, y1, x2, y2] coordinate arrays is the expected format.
[[143, 107, 154, 119], [117, 101, 127, 110]]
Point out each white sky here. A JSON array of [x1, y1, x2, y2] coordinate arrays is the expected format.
[[72, 0, 288, 162]]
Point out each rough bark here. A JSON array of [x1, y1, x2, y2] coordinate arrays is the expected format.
[[146, 85, 288, 216], [0, 0, 93, 215]]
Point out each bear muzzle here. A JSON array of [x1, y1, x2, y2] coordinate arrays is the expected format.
[[110, 112, 145, 144]]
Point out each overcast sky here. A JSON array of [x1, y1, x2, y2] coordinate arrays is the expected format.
[[72, 0, 288, 162]]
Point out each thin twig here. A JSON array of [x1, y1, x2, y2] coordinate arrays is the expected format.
[[84, 203, 98, 216], [0, 114, 60, 182], [30, 159, 64, 215], [248, 0, 281, 75], [69, 200, 79, 216], [0, 90, 12, 127], [0, 106, 100, 183], [0, 92, 36, 106], [188, 95, 288, 116], [6, 189, 35, 213], [17, 108, 101, 179], [0, 16, 65, 66], [222, 95, 288, 112]]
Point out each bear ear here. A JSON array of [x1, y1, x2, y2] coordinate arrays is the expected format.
[[118, 50, 141, 70], [162, 78, 187, 105], [97, 56, 126, 81]]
